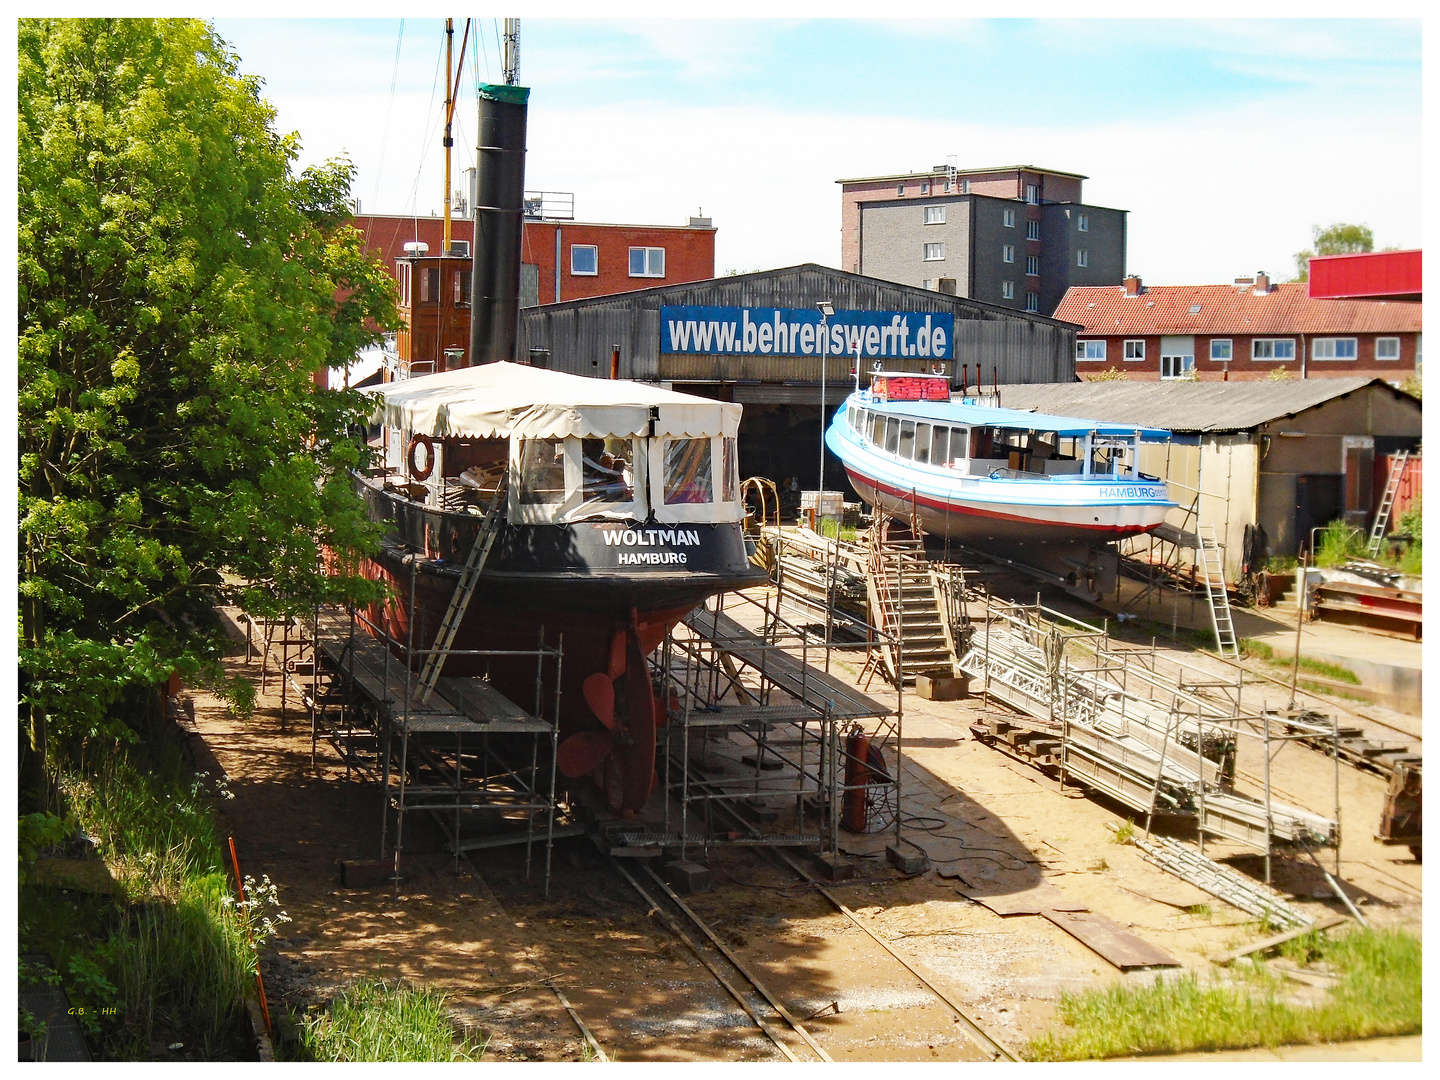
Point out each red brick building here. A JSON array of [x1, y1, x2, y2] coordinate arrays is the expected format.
[[353, 211, 716, 308], [1055, 272, 1421, 383]]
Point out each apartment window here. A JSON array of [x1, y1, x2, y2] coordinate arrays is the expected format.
[[1025, 255, 1039, 276], [1376, 336, 1401, 360], [896, 183, 905, 196], [1077, 340, 1106, 361], [923, 242, 945, 261], [628, 246, 665, 278], [1252, 338, 1296, 361], [1002, 209, 1016, 228], [571, 244, 598, 275], [1312, 337, 1358, 361], [453, 269, 472, 307], [921, 279, 933, 290], [1078, 214, 1089, 232], [1076, 250, 1088, 268], [1001, 280, 1015, 300], [1161, 354, 1195, 379], [943, 179, 952, 192], [1025, 293, 1039, 313], [1123, 339, 1145, 361], [1210, 339, 1232, 362], [960, 179, 970, 194], [1025, 184, 1039, 205], [1002, 244, 1015, 263], [1025, 220, 1040, 241], [924, 205, 946, 225], [920, 180, 930, 195]]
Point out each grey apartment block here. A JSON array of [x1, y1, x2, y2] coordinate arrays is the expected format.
[[860, 193, 1125, 315]]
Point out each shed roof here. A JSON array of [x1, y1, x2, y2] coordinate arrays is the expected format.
[[1055, 281, 1421, 336], [994, 378, 1416, 434]]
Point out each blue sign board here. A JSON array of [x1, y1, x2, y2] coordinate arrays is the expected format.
[[660, 306, 954, 361]]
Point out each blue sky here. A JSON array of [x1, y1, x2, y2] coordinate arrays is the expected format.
[[211, 16, 1422, 285]]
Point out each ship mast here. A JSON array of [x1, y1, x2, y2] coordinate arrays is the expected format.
[[442, 18, 470, 254]]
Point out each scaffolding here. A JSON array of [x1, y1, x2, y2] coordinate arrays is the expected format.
[[288, 557, 566, 894]]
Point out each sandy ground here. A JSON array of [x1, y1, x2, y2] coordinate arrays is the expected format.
[[191, 598, 1422, 1062]]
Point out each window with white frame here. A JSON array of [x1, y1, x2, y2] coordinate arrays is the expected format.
[[923, 242, 945, 261], [628, 246, 665, 277], [1252, 338, 1296, 361], [1076, 249, 1088, 268], [1161, 353, 1195, 379], [1025, 184, 1039, 204], [920, 180, 930, 195], [570, 244, 598, 275], [896, 182, 905, 195], [1312, 337, 1358, 361], [943, 179, 952, 192], [1210, 339, 1232, 362], [921, 279, 933, 290], [1002, 244, 1015, 263], [1025, 255, 1039, 276], [1078, 213, 1089, 232], [1376, 336, 1401, 360], [960, 179, 970, 194], [1001, 280, 1015, 299], [924, 205, 946, 225], [1077, 340, 1106, 361], [1002, 209, 1015, 228], [1026, 220, 1040, 241], [1025, 293, 1039, 313], [1123, 339, 1145, 361]]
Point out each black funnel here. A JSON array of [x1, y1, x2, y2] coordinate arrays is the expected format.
[[469, 82, 529, 365]]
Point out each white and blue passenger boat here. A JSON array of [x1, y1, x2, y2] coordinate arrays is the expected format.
[[825, 370, 1175, 596]]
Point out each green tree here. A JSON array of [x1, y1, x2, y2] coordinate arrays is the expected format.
[[18, 18, 398, 802], [1292, 222, 1374, 281]]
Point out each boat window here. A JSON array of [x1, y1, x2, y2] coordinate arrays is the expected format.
[[664, 438, 713, 504], [518, 438, 566, 504], [915, 423, 931, 464], [932, 426, 949, 466], [581, 437, 635, 502], [721, 437, 738, 503], [869, 411, 886, 447], [884, 417, 900, 455], [899, 421, 916, 459]]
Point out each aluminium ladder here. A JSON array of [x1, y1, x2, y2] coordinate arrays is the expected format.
[[1196, 525, 1238, 660], [416, 480, 508, 703], [1366, 449, 1411, 557]]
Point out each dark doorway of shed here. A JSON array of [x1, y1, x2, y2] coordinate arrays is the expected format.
[[736, 402, 848, 496], [1295, 473, 1343, 557]]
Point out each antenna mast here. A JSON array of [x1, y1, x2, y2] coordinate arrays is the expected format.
[[502, 18, 520, 85], [442, 19, 471, 254]]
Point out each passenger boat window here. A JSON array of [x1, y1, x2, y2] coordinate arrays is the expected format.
[[915, 423, 931, 464], [721, 437, 738, 503], [869, 411, 886, 447], [664, 438, 713, 504], [884, 417, 900, 455], [581, 437, 635, 502], [932, 426, 949, 466], [899, 420, 916, 459], [518, 438, 566, 503]]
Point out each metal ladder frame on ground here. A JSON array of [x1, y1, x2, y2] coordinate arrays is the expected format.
[[1366, 449, 1411, 557]]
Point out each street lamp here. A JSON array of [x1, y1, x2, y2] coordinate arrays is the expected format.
[[817, 301, 835, 496]]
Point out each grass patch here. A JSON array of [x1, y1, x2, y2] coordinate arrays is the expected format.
[[1315, 520, 1366, 568], [20, 743, 265, 1059], [1238, 639, 1360, 684], [819, 519, 860, 543], [295, 977, 482, 1061], [1025, 925, 1421, 1060]]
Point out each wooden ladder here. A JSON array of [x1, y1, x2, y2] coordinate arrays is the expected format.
[[415, 481, 507, 703], [1366, 450, 1410, 557], [1196, 525, 1238, 660]]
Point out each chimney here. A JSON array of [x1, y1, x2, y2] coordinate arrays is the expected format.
[[1253, 271, 1271, 295], [1233, 276, 1254, 289], [1123, 274, 1142, 296], [469, 82, 530, 366]]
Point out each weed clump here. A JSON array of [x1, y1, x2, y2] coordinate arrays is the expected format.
[[297, 978, 481, 1062]]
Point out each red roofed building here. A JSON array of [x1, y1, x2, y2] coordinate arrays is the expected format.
[[1309, 249, 1421, 302], [1054, 272, 1421, 383]]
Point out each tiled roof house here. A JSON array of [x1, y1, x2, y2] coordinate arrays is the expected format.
[[1054, 271, 1421, 382]]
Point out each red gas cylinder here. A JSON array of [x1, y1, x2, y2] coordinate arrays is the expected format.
[[842, 727, 871, 833]]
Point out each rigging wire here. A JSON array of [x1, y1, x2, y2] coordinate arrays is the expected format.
[[398, 26, 449, 226], [369, 18, 405, 213]]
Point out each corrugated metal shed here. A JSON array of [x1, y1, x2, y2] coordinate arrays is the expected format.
[[518, 263, 1077, 387], [996, 377, 1415, 433]]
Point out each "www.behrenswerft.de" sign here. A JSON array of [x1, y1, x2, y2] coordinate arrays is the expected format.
[[660, 305, 955, 360]]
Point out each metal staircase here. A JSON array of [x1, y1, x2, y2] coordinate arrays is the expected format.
[[866, 529, 953, 684], [1196, 525, 1238, 660], [416, 480, 508, 702], [1366, 450, 1411, 557]]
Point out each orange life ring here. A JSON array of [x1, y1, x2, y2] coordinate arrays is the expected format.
[[407, 434, 435, 480]]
